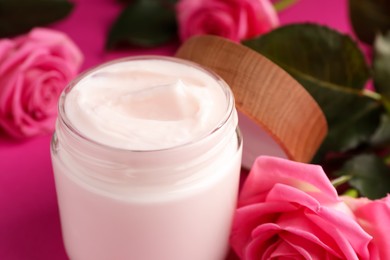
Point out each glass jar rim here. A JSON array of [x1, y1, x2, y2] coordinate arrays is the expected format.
[[58, 55, 236, 153]]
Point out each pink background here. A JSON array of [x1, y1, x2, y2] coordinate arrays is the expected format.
[[0, 0, 353, 259]]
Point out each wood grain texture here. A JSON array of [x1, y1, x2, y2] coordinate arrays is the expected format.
[[175, 35, 328, 163]]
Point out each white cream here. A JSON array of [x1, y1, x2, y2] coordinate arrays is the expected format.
[[65, 59, 228, 150], [52, 57, 242, 260]]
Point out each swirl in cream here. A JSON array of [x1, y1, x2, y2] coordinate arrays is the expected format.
[[64, 58, 228, 150]]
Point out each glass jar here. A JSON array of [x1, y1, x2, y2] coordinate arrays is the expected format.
[[51, 56, 242, 260]]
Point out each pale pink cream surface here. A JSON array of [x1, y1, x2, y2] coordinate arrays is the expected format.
[[64, 59, 228, 150], [52, 58, 242, 260]]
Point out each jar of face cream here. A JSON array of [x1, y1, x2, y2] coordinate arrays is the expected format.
[[51, 56, 243, 260]]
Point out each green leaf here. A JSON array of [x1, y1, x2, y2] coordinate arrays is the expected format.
[[106, 0, 177, 49], [370, 113, 390, 147], [243, 24, 382, 159], [373, 32, 390, 106], [337, 154, 390, 199], [0, 0, 74, 37], [342, 189, 359, 198], [349, 0, 390, 45], [273, 0, 298, 12], [244, 24, 370, 91]]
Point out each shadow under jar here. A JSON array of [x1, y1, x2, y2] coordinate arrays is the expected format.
[[51, 56, 243, 260]]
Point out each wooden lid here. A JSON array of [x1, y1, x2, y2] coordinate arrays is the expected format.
[[175, 35, 327, 163]]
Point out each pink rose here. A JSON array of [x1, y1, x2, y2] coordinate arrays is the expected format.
[[231, 156, 373, 259], [343, 195, 390, 259], [0, 28, 83, 139], [176, 0, 279, 42]]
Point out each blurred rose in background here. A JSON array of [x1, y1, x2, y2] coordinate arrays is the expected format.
[[0, 28, 83, 139], [176, 0, 279, 42]]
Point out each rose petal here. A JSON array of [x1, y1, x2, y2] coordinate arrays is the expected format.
[[230, 201, 296, 257], [245, 0, 279, 37], [244, 223, 281, 259], [26, 70, 63, 116], [304, 208, 371, 259], [282, 237, 323, 259], [344, 195, 390, 259], [176, 0, 278, 42], [239, 156, 339, 207], [21, 28, 82, 69], [0, 39, 15, 65], [0, 28, 82, 138], [266, 183, 321, 208], [266, 240, 304, 259], [231, 156, 373, 259], [275, 210, 348, 257], [250, 223, 316, 259]]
